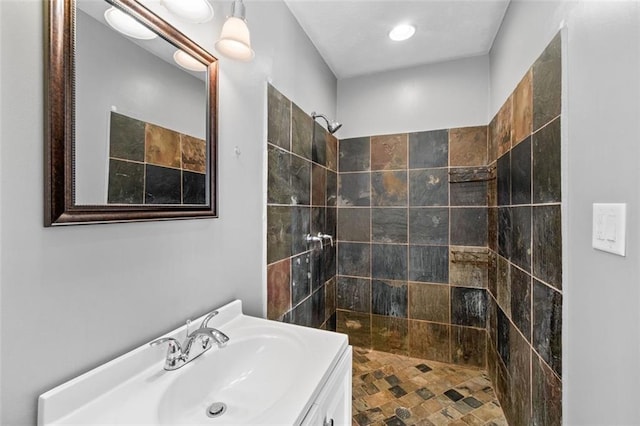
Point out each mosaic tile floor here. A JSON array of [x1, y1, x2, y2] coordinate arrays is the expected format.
[[352, 347, 508, 426]]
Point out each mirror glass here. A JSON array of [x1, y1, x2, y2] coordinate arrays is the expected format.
[[45, 0, 217, 225]]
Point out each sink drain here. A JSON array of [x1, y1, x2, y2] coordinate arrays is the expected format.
[[206, 402, 227, 418]]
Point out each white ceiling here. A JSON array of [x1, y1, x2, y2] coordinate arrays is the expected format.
[[284, 0, 511, 79]]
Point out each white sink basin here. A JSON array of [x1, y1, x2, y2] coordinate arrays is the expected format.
[[38, 300, 348, 425]]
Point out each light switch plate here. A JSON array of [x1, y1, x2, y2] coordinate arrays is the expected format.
[[592, 203, 626, 256]]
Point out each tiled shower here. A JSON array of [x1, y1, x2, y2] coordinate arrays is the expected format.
[[266, 33, 562, 425]]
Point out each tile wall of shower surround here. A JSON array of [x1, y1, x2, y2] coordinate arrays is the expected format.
[[335, 123, 491, 370], [266, 84, 338, 330], [486, 32, 562, 426]]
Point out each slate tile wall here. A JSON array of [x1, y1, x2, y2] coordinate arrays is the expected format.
[[335, 126, 490, 368], [266, 84, 337, 330], [487, 32, 562, 425]]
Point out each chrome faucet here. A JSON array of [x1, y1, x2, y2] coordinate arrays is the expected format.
[[305, 232, 334, 249], [150, 310, 229, 371]]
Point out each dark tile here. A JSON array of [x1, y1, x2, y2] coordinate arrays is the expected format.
[[416, 387, 435, 399], [532, 353, 562, 426], [462, 396, 484, 409], [409, 169, 448, 206], [371, 171, 407, 206], [326, 133, 338, 171], [488, 115, 498, 164], [326, 170, 337, 206], [325, 312, 337, 332], [372, 279, 408, 317], [107, 159, 144, 204], [497, 306, 510, 367], [267, 145, 291, 204], [385, 375, 401, 386], [337, 310, 371, 348], [309, 249, 322, 292], [533, 279, 562, 377], [109, 112, 145, 162], [372, 208, 407, 243], [510, 136, 531, 205], [145, 123, 181, 168], [488, 171, 497, 208], [444, 389, 464, 402], [145, 165, 181, 204], [507, 322, 532, 425], [291, 252, 311, 306], [449, 126, 487, 167], [267, 84, 291, 150], [338, 242, 370, 277], [267, 206, 292, 264], [311, 164, 326, 206], [409, 208, 448, 245], [339, 137, 370, 172], [322, 244, 337, 287], [494, 96, 513, 158], [510, 266, 532, 340], [409, 129, 448, 169], [325, 277, 336, 322], [511, 206, 532, 271], [533, 117, 561, 204], [291, 103, 312, 161], [488, 207, 498, 252], [533, 32, 561, 131], [310, 207, 325, 237], [451, 287, 487, 328], [512, 70, 533, 145], [338, 208, 370, 242], [408, 282, 449, 323], [337, 276, 370, 313], [290, 155, 310, 205], [498, 207, 512, 259], [311, 286, 326, 328], [285, 295, 313, 327], [415, 364, 432, 373], [452, 326, 486, 367], [497, 152, 511, 206], [449, 246, 489, 289], [533, 205, 562, 290], [488, 296, 498, 352], [371, 134, 408, 170], [488, 251, 498, 298], [388, 385, 408, 398], [267, 258, 290, 320], [409, 245, 449, 283], [450, 180, 488, 206], [384, 416, 406, 426], [181, 135, 206, 174], [312, 122, 326, 166], [450, 208, 487, 247], [182, 171, 206, 204], [338, 172, 370, 206], [325, 207, 337, 246], [497, 256, 511, 316], [372, 244, 408, 280], [291, 207, 311, 256], [372, 315, 408, 355], [409, 320, 450, 363]]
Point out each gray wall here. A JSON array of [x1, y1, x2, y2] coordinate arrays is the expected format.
[[491, 2, 640, 423], [0, 0, 336, 424], [75, 10, 206, 204], [336, 55, 490, 139]]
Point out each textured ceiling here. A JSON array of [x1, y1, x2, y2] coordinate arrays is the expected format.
[[285, 0, 510, 79]]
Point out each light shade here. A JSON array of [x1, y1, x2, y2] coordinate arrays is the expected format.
[[215, 0, 254, 62], [173, 50, 207, 72], [161, 0, 214, 23], [389, 24, 416, 41], [104, 7, 157, 40]]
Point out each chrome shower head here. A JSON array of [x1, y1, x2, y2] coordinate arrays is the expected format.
[[311, 112, 342, 135]]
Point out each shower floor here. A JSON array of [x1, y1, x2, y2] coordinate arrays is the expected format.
[[351, 347, 508, 426]]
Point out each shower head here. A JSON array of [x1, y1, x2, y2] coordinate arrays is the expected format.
[[311, 112, 342, 135]]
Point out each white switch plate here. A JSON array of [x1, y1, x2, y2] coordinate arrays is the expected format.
[[592, 203, 626, 256]]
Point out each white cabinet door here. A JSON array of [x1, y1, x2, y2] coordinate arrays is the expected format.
[[301, 346, 352, 426]]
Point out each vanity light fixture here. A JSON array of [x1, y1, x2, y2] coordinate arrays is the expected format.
[[161, 0, 214, 24], [388, 23, 416, 41], [215, 0, 255, 62], [104, 6, 157, 40], [173, 50, 208, 72]]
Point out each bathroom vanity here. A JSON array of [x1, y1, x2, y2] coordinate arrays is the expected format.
[[37, 300, 352, 425]]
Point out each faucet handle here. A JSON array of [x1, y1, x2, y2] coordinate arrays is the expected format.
[[200, 310, 220, 329], [318, 233, 334, 247], [150, 337, 183, 369]]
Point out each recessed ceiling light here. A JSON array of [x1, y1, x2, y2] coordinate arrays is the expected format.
[[161, 0, 214, 24], [389, 24, 416, 42], [104, 7, 157, 40], [173, 50, 207, 72]]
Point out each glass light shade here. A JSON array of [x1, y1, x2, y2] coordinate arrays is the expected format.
[[173, 50, 207, 72], [389, 24, 416, 41], [161, 0, 214, 23], [215, 17, 255, 62], [104, 7, 157, 40]]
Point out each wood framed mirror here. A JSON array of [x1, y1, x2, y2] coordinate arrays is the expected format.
[[45, 0, 218, 226]]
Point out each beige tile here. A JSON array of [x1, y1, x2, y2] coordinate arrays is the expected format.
[[512, 69, 533, 146], [371, 133, 408, 170], [449, 126, 488, 167]]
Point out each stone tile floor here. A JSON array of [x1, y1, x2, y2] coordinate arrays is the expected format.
[[352, 347, 508, 426]]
